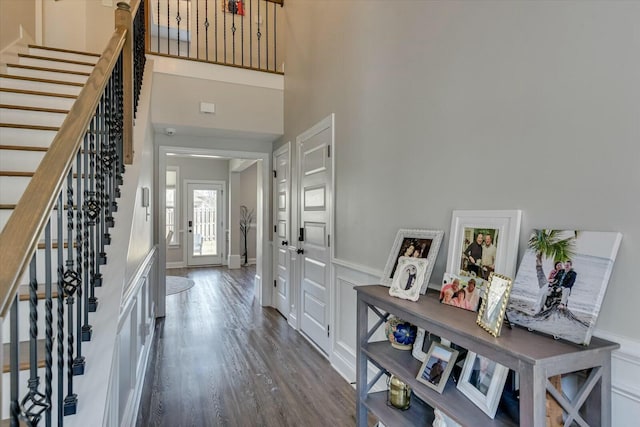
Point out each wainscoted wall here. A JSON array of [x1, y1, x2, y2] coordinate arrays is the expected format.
[[329, 259, 640, 423]]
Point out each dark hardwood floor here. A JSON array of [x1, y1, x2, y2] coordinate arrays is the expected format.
[[136, 266, 363, 427]]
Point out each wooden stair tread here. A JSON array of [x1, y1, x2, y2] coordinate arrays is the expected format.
[[0, 204, 77, 210], [18, 53, 95, 67], [5, 64, 91, 77], [0, 74, 84, 87], [3, 339, 47, 373], [0, 104, 69, 114], [37, 241, 77, 249], [0, 124, 60, 132], [0, 87, 77, 99], [0, 145, 48, 152], [28, 44, 100, 58], [18, 284, 60, 301], [0, 171, 34, 177]]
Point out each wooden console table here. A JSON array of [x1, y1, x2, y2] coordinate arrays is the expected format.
[[355, 285, 619, 427]]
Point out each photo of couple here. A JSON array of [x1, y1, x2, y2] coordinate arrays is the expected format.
[[460, 228, 498, 280]]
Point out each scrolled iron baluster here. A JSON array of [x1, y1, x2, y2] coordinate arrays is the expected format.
[[81, 129, 94, 340], [56, 193, 65, 426], [257, 0, 261, 68], [73, 146, 86, 373], [87, 115, 100, 310], [44, 220, 54, 427], [18, 257, 50, 425]]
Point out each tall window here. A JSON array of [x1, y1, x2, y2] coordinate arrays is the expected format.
[[166, 167, 179, 245]]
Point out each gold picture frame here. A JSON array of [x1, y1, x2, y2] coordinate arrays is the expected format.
[[476, 272, 513, 337]]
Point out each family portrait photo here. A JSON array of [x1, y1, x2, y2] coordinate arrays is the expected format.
[[382, 229, 444, 293], [440, 272, 486, 312], [507, 230, 622, 345]]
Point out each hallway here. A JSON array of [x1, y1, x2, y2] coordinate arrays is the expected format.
[[136, 266, 361, 426]]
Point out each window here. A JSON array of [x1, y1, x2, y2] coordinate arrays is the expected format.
[[166, 167, 179, 245]]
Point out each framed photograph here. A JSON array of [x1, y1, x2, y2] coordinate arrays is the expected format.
[[389, 257, 427, 302], [412, 328, 441, 362], [440, 272, 487, 312], [507, 230, 622, 345], [416, 342, 459, 394], [476, 273, 513, 337], [382, 228, 444, 293], [457, 352, 509, 419], [446, 210, 522, 280], [221, 0, 245, 15]]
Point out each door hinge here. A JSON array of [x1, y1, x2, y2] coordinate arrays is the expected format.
[[273, 170, 277, 178], [274, 225, 277, 233], [327, 324, 330, 337], [299, 227, 304, 242], [327, 145, 331, 158], [274, 280, 277, 288], [328, 234, 330, 248]]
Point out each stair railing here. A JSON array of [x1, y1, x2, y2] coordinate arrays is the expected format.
[[0, 0, 145, 424]]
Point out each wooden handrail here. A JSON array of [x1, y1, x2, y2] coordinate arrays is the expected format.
[[0, 27, 127, 318]]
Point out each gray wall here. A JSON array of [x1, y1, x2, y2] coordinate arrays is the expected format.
[[278, 1, 639, 341], [165, 156, 230, 264]]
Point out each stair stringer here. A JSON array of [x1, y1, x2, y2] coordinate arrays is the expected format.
[[63, 59, 156, 427]]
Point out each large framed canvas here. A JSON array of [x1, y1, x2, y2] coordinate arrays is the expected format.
[[382, 229, 444, 293], [507, 230, 622, 345], [446, 210, 522, 280]]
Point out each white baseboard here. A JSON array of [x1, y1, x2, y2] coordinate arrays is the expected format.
[[166, 261, 185, 269], [228, 254, 241, 269]]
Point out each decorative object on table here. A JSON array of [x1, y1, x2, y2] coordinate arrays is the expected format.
[[440, 272, 487, 312], [506, 230, 622, 345], [239, 205, 254, 265], [411, 328, 441, 362], [456, 352, 509, 419], [416, 342, 459, 394], [433, 409, 462, 427], [385, 316, 418, 350], [381, 228, 444, 293], [388, 256, 427, 301], [446, 210, 522, 280], [476, 273, 513, 337], [387, 375, 411, 410]]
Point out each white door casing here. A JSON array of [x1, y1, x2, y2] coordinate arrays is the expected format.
[[273, 142, 291, 318], [297, 114, 334, 355], [186, 180, 224, 266]]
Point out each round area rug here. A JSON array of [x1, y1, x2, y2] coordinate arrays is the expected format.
[[166, 276, 195, 295]]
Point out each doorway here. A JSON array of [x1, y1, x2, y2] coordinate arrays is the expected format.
[[186, 181, 224, 266]]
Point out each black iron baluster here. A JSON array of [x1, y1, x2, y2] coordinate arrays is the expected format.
[[274, 2, 277, 71], [9, 294, 19, 427], [214, 0, 218, 62], [157, 0, 160, 52], [241, 0, 245, 66], [87, 113, 99, 312], [74, 147, 86, 373], [186, 0, 190, 57], [223, 0, 227, 62], [205, 0, 210, 61], [44, 221, 53, 427], [177, 1, 181, 56], [257, 0, 261, 68], [63, 169, 79, 416], [19, 256, 50, 425], [56, 193, 64, 426], [82, 129, 93, 340], [250, 0, 253, 68], [133, 1, 146, 115], [266, 1, 268, 70], [167, 0, 170, 54], [232, 2, 237, 64], [196, 0, 200, 58]]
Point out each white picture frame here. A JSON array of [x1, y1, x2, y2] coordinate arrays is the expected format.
[[456, 352, 509, 419], [382, 228, 444, 294], [411, 328, 441, 362], [388, 257, 427, 302], [446, 210, 522, 280]]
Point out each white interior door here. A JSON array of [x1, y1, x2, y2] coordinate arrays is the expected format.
[[186, 182, 223, 266], [273, 144, 291, 318], [297, 116, 333, 354]]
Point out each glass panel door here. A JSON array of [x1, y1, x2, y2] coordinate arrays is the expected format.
[[187, 182, 223, 266]]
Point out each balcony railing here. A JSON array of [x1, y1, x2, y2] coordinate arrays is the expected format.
[[148, 0, 284, 74]]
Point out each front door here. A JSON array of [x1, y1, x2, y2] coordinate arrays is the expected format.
[[297, 115, 333, 354], [273, 143, 291, 318], [186, 182, 223, 266]]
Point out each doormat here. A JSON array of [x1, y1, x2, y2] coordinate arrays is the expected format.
[[166, 276, 195, 295]]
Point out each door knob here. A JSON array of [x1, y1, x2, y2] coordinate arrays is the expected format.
[[282, 240, 288, 246], [296, 248, 304, 254]]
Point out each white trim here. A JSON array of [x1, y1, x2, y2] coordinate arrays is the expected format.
[[228, 254, 241, 269], [332, 257, 384, 278], [166, 261, 185, 269], [272, 141, 291, 321], [184, 179, 226, 266], [149, 54, 284, 90]]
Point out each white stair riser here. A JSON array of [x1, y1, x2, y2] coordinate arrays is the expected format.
[[0, 77, 82, 96], [5, 66, 88, 84], [0, 176, 29, 204], [0, 108, 67, 127], [28, 47, 99, 65], [0, 91, 75, 109], [0, 149, 46, 172], [0, 127, 57, 147], [0, 207, 99, 244], [2, 300, 54, 344], [18, 57, 94, 74]]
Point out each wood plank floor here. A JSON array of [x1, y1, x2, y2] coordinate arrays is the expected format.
[[136, 266, 367, 427]]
